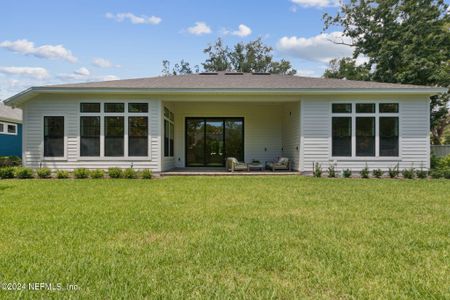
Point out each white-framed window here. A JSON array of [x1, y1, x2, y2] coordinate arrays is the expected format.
[[79, 101, 150, 159], [164, 107, 174, 157], [331, 102, 399, 158], [0, 122, 18, 135], [43, 116, 65, 158]]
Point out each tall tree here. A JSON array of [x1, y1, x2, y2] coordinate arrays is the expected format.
[[162, 60, 199, 76], [323, 57, 371, 81], [323, 0, 450, 144], [163, 38, 296, 75], [203, 38, 296, 74]]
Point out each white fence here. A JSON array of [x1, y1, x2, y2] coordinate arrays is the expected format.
[[431, 145, 450, 157]]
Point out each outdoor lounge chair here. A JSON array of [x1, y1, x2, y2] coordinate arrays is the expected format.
[[266, 157, 290, 171], [226, 157, 248, 172]]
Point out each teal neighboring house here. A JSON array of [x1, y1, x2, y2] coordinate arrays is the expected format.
[[0, 102, 22, 157]]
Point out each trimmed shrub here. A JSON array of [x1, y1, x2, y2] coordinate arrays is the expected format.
[[313, 162, 322, 178], [388, 164, 400, 178], [0, 167, 15, 179], [430, 154, 440, 169], [439, 154, 450, 169], [415, 169, 428, 179], [108, 167, 123, 179], [360, 165, 369, 178], [56, 170, 70, 179], [401, 168, 415, 179], [123, 168, 137, 179], [15, 167, 34, 179], [90, 169, 104, 179], [0, 156, 21, 168], [74, 168, 90, 179], [372, 169, 383, 178], [343, 169, 352, 178], [37, 168, 51, 179], [141, 169, 152, 179], [327, 164, 336, 178], [444, 168, 450, 179]]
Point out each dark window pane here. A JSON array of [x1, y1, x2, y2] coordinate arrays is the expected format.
[[332, 117, 352, 156], [104, 103, 124, 113], [129, 117, 148, 156], [379, 103, 399, 113], [0, 123, 3, 132], [164, 107, 170, 118], [44, 116, 64, 157], [356, 117, 375, 156], [7, 124, 16, 134], [332, 103, 352, 113], [80, 117, 100, 156], [80, 103, 100, 113], [380, 117, 399, 156], [128, 103, 148, 113], [105, 116, 124, 156], [169, 123, 174, 157], [225, 119, 244, 161], [356, 103, 375, 113], [164, 120, 169, 157], [186, 119, 205, 166]]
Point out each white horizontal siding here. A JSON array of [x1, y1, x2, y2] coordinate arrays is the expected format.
[[301, 96, 430, 172], [22, 94, 161, 172], [281, 102, 300, 170]]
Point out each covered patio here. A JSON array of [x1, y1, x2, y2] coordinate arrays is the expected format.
[[160, 95, 301, 172]]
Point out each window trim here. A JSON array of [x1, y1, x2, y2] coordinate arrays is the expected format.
[[0, 122, 18, 136], [78, 100, 151, 161], [42, 115, 67, 161], [163, 107, 175, 158], [330, 101, 401, 160]]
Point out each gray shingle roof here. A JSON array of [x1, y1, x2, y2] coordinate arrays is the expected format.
[[46, 72, 431, 90], [0, 102, 22, 123]]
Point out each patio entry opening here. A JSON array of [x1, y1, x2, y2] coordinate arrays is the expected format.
[[185, 117, 244, 167]]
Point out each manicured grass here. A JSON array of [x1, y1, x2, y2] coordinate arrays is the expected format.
[[0, 177, 449, 299]]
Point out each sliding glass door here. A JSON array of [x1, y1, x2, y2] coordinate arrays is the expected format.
[[186, 118, 243, 167]]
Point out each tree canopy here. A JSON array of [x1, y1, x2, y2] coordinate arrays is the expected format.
[[323, 0, 450, 144], [323, 57, 371, 81], [162, 38, 296, 75]]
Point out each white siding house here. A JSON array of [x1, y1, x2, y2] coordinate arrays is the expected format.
[[4, 73, 445, 174]]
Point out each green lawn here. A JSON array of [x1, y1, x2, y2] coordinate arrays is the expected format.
[[0, 177, 449, 299]]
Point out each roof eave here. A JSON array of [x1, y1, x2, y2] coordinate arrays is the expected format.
[[4, 86, 447, 106], [0, 117, 22, 124]]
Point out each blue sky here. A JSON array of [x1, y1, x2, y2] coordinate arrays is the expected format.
[[0, 0, 354, 100]]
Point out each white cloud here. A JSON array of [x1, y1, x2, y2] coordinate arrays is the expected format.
[[187, 22, 212, 35], [74, 67, 90, 76], [101, 75, 120, 81], [57, 67, 92, 80], [106, 12, 161, 25], [291, 0, 339, 8], [0, 66, 49, 79], [224, 24, 252, 37], [0, 39, 77, 63], [277, 32, 355, 63], [296, 69, 319, 77], [92, 57, 119, 68]]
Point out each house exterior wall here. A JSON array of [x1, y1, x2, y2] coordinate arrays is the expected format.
[[300, 94, 430, 172], [21, 94, 161, 171], [281, 102, 300, 171], [18, 92, 431, 173], [0, 122, 22, 157]]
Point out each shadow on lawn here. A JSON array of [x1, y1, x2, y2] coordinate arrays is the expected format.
[[0, 185, 13, 192]]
